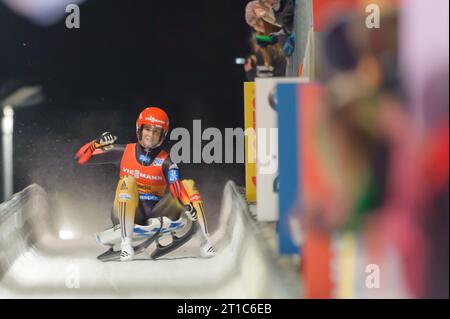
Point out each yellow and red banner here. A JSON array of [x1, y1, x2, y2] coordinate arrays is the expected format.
[[244, 82, 257, 203]]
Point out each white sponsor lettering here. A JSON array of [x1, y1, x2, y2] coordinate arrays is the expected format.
[[122, 168, 163, 181], [145, 116, 166, 125], [119, 194, 132, 200]]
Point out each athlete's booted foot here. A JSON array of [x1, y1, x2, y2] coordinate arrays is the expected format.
[[200, 241, 216, 258], [120, 237, 135, 262]]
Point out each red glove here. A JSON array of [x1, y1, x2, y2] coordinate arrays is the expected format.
[[74, 132, 116, 164]]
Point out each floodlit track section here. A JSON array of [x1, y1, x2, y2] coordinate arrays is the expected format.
[[0, 182, 298, 298]]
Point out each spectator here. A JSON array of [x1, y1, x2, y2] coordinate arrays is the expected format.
[[245, 0, 282, 35], [274, 0, 296, 33], [244, 33, 287, 81], [245, 0, 295, 52]]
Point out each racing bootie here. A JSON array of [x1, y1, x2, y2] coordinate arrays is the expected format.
[[200, 241, 216, 258], [120, 237, 135, 262]]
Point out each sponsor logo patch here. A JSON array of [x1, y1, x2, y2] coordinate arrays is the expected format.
[[153, 158, 164, 166], [122, 167, 163, 181], [139, 194, 161, 201], [119, 194, 132, 200], [190, 194, 201, 202], [145, 116, 166, 125], [139, 154, 151, 165], [168, 169, 180, 183]]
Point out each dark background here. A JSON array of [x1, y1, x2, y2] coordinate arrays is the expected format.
[[0, 0, 250, 232]]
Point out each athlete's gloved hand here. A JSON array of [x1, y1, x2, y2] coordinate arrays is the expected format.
[[75, 132, 117, 165], [185, 202, 198, 221], [94, 132, 117, 149]]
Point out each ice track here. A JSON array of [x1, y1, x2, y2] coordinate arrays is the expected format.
[[0, 182, 297, 298]]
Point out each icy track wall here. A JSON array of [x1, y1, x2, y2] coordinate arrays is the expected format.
[[212, 181, 297, 298], [0, 184, 51, 279]]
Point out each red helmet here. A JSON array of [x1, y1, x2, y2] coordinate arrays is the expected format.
[[136, 107, 169, 147]]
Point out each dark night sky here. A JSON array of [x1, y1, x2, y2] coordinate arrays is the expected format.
[[0, 1, 250, 217], [1, 1, 249, 124]]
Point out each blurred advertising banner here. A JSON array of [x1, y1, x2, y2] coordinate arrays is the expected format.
[[244, 82, 256, 203], [255, 77, 279, 222], [276, 82, 310, 255], [255, 77, 308, 222]]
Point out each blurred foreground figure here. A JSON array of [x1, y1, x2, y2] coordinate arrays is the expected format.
[[302, 1, 448, 298]]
